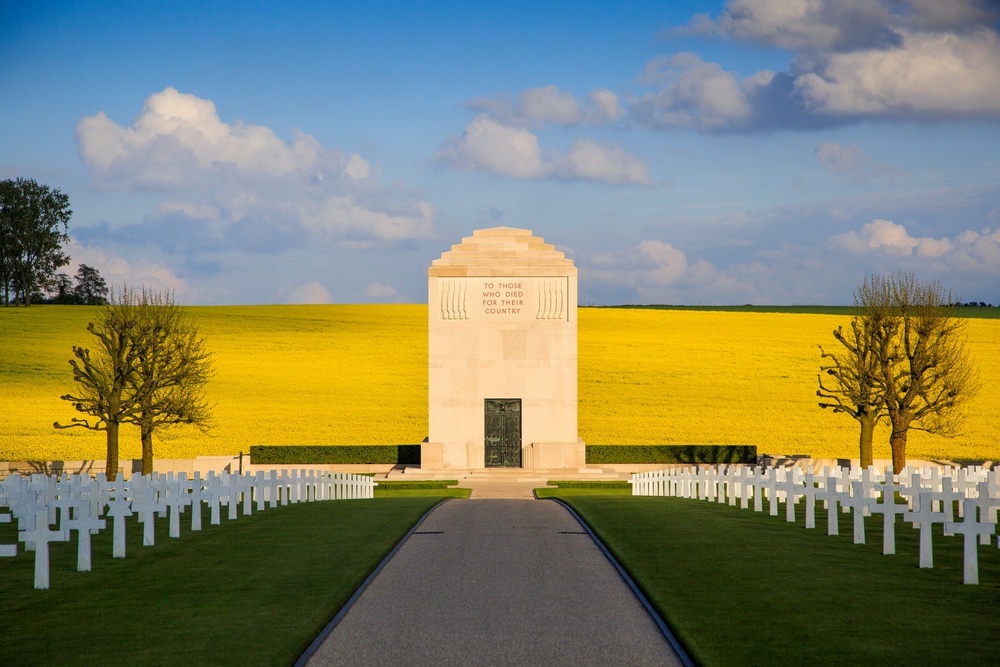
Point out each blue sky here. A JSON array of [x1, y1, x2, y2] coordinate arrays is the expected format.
[[3, 1, 999, 305]]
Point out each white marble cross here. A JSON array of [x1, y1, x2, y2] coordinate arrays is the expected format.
[[974, 480, 1000, 545], [18, 511, 68, 589], [944, 500, 997, 585], [815, 475, 845, 536], [161, 486, 192, 539], [61, 502, 106, 572], [904, 492, 948, 568], [776, 469, 803, 523], [840, 481, 871, 545], [800, 469, 819, 530], [104, 496, 133, 558], [130, 489, 166, 547], [868, 478, 909, 555]]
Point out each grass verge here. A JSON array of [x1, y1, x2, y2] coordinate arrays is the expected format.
[[548, 491, 1000, 666], [0, 496, 447, 667], [376, 487, 471, 498]]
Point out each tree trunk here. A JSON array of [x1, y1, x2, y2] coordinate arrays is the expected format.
[[889, 420, 908, 475], [140, 419, 154, 476], [858, 415, 876, 470], [106, 420, 120, 481]]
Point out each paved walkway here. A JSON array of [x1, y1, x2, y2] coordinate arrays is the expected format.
[[305, 499, 682, 666]]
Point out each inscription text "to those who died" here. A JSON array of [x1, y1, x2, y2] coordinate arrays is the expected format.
[[482, 282, 523, 314]]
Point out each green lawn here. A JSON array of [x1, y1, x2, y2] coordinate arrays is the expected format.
[[0, 494, 448, 667], [545, 491, 1000, 666]]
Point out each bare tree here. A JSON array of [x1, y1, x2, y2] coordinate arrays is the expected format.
[[55, 287, 143, 479], [55, 286, 213, 479], [878, 273, 979, 473], [822, 273, 979, 474], [817, 288, 896, 468], [129, 290, 212, 475]]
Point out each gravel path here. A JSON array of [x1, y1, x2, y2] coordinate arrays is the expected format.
[[304, 499, 682, 666]]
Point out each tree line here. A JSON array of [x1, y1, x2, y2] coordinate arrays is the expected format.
[[818, 272, 979, 473], [1, 176, 110, 306]]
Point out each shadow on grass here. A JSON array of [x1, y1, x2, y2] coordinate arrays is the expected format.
[[549, 492, 1000, 667], [0, 496, 447, 667]]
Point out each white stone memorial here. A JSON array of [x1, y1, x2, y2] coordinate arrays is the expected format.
[[424, 227, 583, 470]]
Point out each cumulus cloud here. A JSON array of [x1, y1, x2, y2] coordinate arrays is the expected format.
[[76, 87, 435, 249], [632, 53, 762, 131], [434, 114, 648, 185], [830, 219, 1000, 272], [365, 281, 397, 298], [641, 1, 1000, 132], [64, 237, 197, 301], [680, 0, 998, 51], [467, 85, 624, 126], [794, 28, 1000, 117], [584, 240, 716, 298], [283, 281, 334, 305]]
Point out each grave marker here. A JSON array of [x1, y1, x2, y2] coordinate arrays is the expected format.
[[18, 511, 68, 589], [944, 500, 997, 585]]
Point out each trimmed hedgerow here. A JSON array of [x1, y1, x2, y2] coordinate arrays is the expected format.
[[585, 444, 756, 464], [249, 445, 421, 465], [374, 480, 459, 489], [547, 480, 631, 489]]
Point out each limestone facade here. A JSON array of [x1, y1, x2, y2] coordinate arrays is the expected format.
[[424, 227, 583, 469]]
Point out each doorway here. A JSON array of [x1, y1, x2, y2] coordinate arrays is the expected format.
[[484, 398, 521, 467]]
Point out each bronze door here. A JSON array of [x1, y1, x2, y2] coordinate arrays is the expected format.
[[484, 399, 521, 467]]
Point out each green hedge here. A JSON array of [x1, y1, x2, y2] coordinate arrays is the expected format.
[[585, 445, 756, 464], [249, 445, 421, 465], [547, 480, 631, 489], [375, 480, 459, 489]]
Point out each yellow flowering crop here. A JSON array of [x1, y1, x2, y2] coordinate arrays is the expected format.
[[0, 305, 997, 463]]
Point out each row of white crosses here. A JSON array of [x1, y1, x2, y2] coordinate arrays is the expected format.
[[0, 469, 377, 589], [630, 464, 1000, 584]]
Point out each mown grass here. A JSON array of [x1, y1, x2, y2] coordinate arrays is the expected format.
[[548, 491, 1000, 667], [0, 494, 448, 667], [2, 304, 998, 462]]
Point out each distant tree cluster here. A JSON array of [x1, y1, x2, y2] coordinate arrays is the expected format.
[[0, 177, 72, 306], [951, 301, 996, 308], [55, 287, 213, 479], [48, 264, 109, 305], [818, 272, 979, 473]]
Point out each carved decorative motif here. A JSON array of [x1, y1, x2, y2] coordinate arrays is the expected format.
[[440, 280, 468, 320], [536, 279, 566, 320]]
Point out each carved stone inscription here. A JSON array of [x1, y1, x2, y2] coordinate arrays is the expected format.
[[440, 277, 569, 321]]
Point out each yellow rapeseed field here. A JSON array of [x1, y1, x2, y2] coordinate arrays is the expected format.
[[1, 305, 997, 462]]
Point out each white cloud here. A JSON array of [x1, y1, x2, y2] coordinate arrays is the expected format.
[[691, 0, 893, 51], [434, 114, 548, 179], [283, 281, 333, 304], [795, 28, 1000, 117], [647, 2, 1000, 131], [64, 237, 197, 301], [466, 85, 624, 126], [584, 240, 714, 296], [435, 114, 648, 185], [365, 281, 397, 298], [633, 53, 756, 130], [553, 139, 650, 185], [76, 87, 435, 246], [830, 219, 1000, 271], [679, 0, 998, 51]]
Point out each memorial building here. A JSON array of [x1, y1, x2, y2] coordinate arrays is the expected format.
[[422, 227, 584, 470]]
